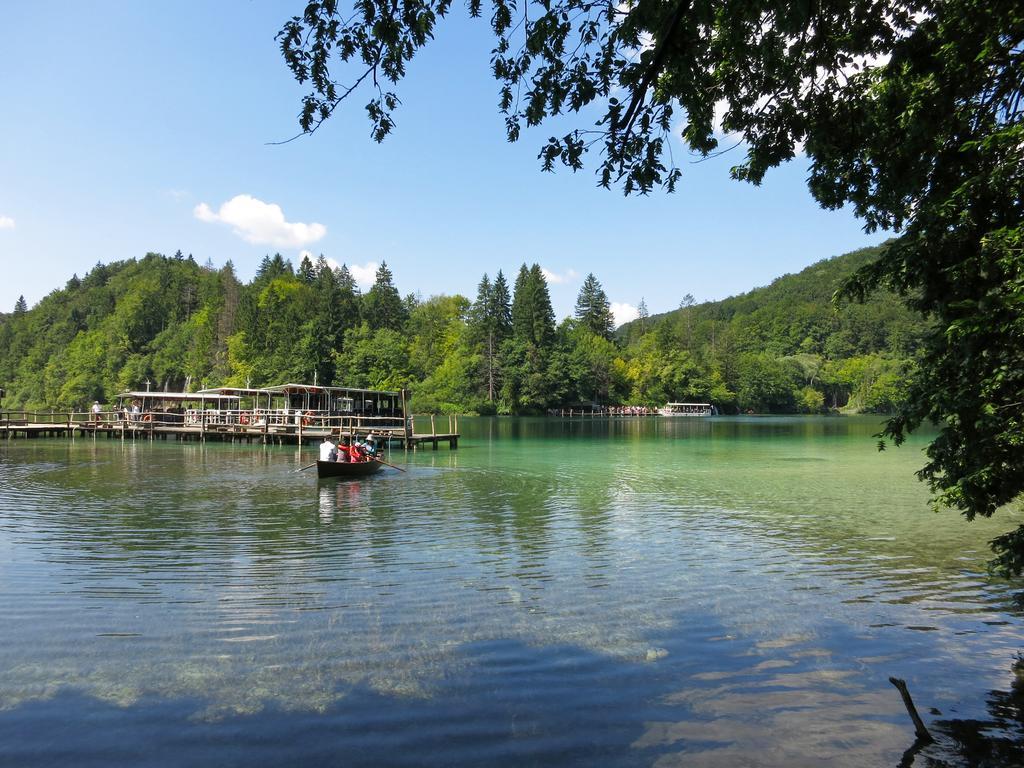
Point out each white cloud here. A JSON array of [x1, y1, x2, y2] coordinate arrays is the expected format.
[[194, 194, 326, 248], [0, 216, 14, 230], [348, 262, 379, 290], [541, 267, 579, 285], [611, 302, 639, 327]]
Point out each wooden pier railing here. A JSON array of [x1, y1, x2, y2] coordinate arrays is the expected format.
[[1, 408, 458, 449]]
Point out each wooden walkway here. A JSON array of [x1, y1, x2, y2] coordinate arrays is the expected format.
[[0, 412, 459, 450]]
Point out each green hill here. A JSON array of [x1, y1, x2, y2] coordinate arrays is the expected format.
[[615, 244, 928, 413], [622, 244, 925, 360], [0, 245, 926, 415]]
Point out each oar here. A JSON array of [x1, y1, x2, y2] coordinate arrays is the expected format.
[[374, 456, 407, 473], [295, 461, 318, 473]]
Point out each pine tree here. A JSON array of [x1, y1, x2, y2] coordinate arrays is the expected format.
[[574, 273, 614, 339], [470, 274, 492, 330], [13, 295, 27, 314], [679, 293, 696, 349], [510, 264, 555, 348], [254, 254, 293, 287], [298, 255, 316, 284], [469, 270, 515, 402], [255, 255, 273, 282], [470, 274, 497, 400], [333, 265, 362, 339], [637, 297, 649, 334], [314, 255, 331, 278], [492, 270, 512, 338], [307, 263, 342, 384], [511, 264, 533, 344], [527, 264, 555, 347], [363, 261, 407, 332], [214, 263, 241, 375], [504, 264, 557, 412]]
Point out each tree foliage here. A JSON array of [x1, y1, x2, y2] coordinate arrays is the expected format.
[[0, 243, 918, 417]]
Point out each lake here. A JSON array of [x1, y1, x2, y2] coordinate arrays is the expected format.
[[1, 416, 1022, 766]]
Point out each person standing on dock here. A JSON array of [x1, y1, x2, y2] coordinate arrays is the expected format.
[[91, 401, 102, 425]]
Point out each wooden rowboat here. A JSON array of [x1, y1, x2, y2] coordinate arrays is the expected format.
[[316, 458, 383, 479]]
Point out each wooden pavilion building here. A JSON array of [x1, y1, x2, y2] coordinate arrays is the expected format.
[[2, 381, 458, 449]]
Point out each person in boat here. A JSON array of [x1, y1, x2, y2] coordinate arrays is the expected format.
[[349, 438, 368, 462], [319, 436, 337, 462], [365, 431, 379, 457], [337, 437, 351, 462]]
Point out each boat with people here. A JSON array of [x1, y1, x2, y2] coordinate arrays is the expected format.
[[658, 402, 715, 417], [316, 458, 384, 479]]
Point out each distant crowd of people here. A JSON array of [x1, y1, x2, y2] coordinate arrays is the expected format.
[[547, 405, 658, 416], [606, 405, 657, 416], [319, 432, 382, 463]]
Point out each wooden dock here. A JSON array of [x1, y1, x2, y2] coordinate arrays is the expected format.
[[0, 411, 459, 450]]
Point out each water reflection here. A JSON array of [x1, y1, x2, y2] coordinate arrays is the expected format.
[[1, 417, 1022, 766]]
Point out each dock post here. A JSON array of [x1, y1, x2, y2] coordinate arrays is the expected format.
[[401, 389, 410, 450]]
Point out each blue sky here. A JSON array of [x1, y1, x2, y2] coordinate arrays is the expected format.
[[0, 1, 885, 324]]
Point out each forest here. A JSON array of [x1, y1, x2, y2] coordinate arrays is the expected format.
[[0, 244, 927, 415]]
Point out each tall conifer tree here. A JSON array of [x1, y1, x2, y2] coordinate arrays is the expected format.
[[470, 273, 510, 402], [527, 264, 555, 348], [574, 273, 614, 339], [492, 270, 512, 338], [333, 265, 362, 341], [363, 261, 407, 332], [510, 264, 533, 344], [298, 255, 316, 284]]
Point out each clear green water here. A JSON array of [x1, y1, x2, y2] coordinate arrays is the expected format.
[[1, 416, 1022, 766]]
